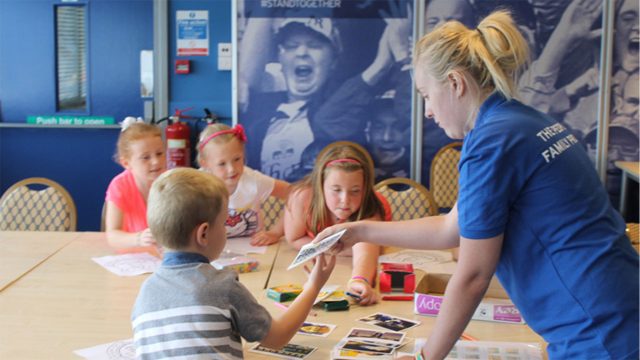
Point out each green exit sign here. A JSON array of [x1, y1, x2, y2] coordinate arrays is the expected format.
[[27, 115, 115, 125]]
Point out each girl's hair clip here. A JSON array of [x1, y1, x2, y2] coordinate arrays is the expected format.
[[120, 116, 144, 132]]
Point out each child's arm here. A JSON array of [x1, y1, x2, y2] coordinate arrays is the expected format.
[[270, 179, 290, 200], [260, 254, 336, 349], [251, 215, 284, 246], [251, 179, 290, 246], [283, 188, 314, 250], [105, 201, 156, 248], [348, 242, 381, 306], [345, 205, 387, 305]]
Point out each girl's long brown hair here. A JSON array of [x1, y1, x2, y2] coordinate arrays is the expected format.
[[290, 141, 386, 235]]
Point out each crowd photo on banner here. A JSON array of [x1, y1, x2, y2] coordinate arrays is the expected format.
[[237, 0, 414, 183], [421, 0, 638, 206], [236, 0, 638, 207]]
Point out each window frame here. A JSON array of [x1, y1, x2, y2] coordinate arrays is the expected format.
[[54, 2, 89, 114]]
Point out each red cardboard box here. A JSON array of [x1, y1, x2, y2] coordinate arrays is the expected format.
[[414, 273, 525, 324], [379, 262, 415, 293]]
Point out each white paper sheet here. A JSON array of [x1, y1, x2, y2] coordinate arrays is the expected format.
[[223, 236, 268, 254], [92, 253, 160, 276], [73, 339, 135, 359], [288, 229, 346, 270], [378, 249, 456, 274]]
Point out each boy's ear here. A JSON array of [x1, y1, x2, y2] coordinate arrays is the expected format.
[[194, 222, 209, 247]]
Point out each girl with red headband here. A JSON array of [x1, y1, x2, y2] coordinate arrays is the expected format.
[[197, 123, 290, 246], [284, 141, 391, 305]]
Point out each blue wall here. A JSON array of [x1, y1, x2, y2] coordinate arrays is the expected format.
[[168, 1, 232, 120], [0, 0, 232, 230]]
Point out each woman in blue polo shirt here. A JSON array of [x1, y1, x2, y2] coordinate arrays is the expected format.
[[315, 9, 639, 360]]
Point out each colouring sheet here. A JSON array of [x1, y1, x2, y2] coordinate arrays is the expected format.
[[92, 253, 160, 276], [378, 250, 456, 273], [224, 236, 268, 255], [74, 339, 135, 360]]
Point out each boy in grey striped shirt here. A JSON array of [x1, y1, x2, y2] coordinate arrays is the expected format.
[[132, 168, 336, 359]]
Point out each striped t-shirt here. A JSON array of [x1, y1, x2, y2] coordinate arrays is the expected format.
[[131, 252, 271, 359]]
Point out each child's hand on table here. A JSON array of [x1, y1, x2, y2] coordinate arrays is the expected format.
[[138, 228, 157, 247], [250, 231, 280, 246], [348, 276, 378, 305]]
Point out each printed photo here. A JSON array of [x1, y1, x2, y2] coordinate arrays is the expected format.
[[332, 348, 392, 359], [250, 343, 316, 360], [297, 321, 336, 337], [288, 228, 346, 270], [346, 327, 405, 346], [340, 340, 395, 355], [237, 0, 414, 182], [358, 312, 419, 332]]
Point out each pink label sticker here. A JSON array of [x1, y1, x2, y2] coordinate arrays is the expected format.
[[415, 294, 443, 315], [494, 305, 522, 322]]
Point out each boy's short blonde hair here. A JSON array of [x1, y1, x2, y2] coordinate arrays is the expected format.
[[148, 168, 229, 249]]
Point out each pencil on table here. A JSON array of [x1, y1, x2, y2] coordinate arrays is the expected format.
[[460, 333, 477, 341], [273, 301, 289, 311]]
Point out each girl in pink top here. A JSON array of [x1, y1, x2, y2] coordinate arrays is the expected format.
[[284, 141, 391, 305], [105, 118, 166, 251]]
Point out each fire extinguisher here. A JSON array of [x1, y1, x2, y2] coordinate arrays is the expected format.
[[165, 110, 191, 169]]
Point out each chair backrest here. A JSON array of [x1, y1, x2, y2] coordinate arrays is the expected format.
[[430, 142, 463, 212], [375, 177, 438, 221], [261, 195, 285, 231], [100, 201, 107, 232], [0, 177, 77, 231]]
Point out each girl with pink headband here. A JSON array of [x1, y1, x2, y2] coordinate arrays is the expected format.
[[284, 141, 391, 305], [197, 123, 290, 245]]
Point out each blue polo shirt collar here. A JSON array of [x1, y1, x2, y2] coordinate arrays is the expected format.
[[162, 251, 210, 266]]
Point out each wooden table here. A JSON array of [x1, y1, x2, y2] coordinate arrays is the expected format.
[[0, 232, 279, 359], [0, 231, 80, 292], [615, 161, 640, 219], [245, 245, 547, 359], [0, 232, 546, 358]]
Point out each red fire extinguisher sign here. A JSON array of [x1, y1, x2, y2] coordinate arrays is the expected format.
[[166, 117, 191, 169]]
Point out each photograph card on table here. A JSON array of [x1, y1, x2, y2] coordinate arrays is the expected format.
[[332, 339, 398, 359], [297, 321, 336, 337], [340, 340, 395, 355], [250, 343, 316, 359], [345, 328, 406, 347], [357, 312, 420, 332]]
